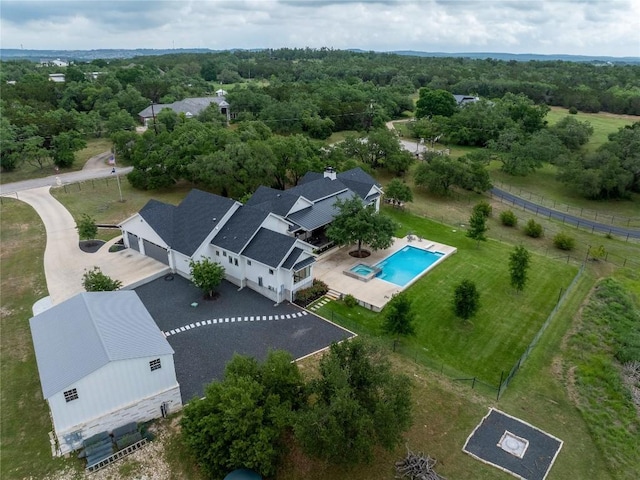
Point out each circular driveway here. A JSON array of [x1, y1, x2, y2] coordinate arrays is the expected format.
[[134, 275, 354, 402]]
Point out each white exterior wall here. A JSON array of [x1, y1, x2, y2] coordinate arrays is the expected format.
[[261, 214, 292, 234], [120, 215, 168, 249], [48, 355, 180, 453], [288, 197, 314, 214], [171, 251, 192, 277]]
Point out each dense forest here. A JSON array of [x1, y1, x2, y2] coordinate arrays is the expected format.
[[1, 48, 639, 200]]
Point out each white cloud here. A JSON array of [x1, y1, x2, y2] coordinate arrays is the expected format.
[[0, 0, 638, 56]]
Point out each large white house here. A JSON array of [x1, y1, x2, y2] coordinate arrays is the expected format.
[[29, 291, 181, 456], [119, 167, 382, 303]]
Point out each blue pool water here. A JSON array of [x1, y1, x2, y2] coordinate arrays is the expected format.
[[375, 246, 444, 286], [351, 264, 376, 275]]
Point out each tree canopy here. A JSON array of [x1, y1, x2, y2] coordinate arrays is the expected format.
[[189, 257, 225, 298], [382, 292, 416, 350], [326, 196, 397, 257], [453, 279, 480, 320], [415, 88, 457, 118], [509, 245, 531, 292], [181, 351, 304, 479], [294, 339, 412, 465], [82, 267, 122, 292]]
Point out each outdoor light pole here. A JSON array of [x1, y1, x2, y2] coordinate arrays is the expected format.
[[111, 162, 124, 203], [150, 101, 158, 134]]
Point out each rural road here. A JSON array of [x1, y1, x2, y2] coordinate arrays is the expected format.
[[385, 119, 640, 240], [0, 164, 133, 197], [490, 187, 640, 240]]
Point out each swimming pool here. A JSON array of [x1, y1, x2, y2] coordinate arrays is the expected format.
[[375, 246, 444, 286]]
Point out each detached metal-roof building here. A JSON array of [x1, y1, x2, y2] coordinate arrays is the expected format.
[[30, 291, 181, 456]]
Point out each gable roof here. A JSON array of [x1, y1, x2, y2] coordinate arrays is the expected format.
[[245, 186, 300, 216], [241, 228, 298, 268], [286, 190, 355, 231], [139, 189, 237, 256], [337, 167, 380, 199], [212, 205, 270, 254], [30, 291, 173, 399], [286, 177, 348, 202], [138, 96, 227, 118]]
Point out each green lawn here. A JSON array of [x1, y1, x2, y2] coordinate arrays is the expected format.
[[50, 176, 192, 225], [0, 199, 80, 479], [489, 161, 640, 224], [546, 107, 637, 152], [317, 209, 578, 387], [0, 137, 112, 185]]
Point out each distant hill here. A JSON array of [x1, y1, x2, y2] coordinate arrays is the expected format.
[[1, 48, 638, 64]]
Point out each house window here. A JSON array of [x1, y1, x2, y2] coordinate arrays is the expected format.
[[215, 250, 220, 256], [150, 358, 162, 371], [247, 260, 252, 266], [64, 388, 79, 402], [223, 251, 227, 257], [269, 269, 274, 275], [234, 258, 238, 266], [229, 256, 233, 264], [258, 277, 263, 287], [294, 266, 312, 283]]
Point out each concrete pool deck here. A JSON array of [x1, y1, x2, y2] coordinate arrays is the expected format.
[[314, 235, 456, 311]]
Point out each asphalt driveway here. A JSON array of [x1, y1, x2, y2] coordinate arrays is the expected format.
[[135, 275, 354, 403]]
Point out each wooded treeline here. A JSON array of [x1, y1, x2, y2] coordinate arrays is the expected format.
[[1, 48, 638, 200]]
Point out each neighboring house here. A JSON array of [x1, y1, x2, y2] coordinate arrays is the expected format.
[[138, 96, 230, 125], [453, 94, 480, 106], [29, 291, 181, 456], [48, 73, 65, 83], [119, 167, 382, 303], [41, 58, 69, 67]]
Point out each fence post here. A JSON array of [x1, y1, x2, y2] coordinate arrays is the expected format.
[[472, 377, 476, 389], [497, 371, 504, 401]]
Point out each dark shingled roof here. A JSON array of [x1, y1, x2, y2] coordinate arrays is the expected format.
[[241, 228, 298, 268], [139, 190, 237, 257], [286, 190, 355, 231], [287, 177, 348, 202], [281, 247, 304, 270], [337, 167, 380, 200], [139, 200, 175, 244], [298, 171, 324, 185], [245, 186, 300, 216], [212, 206, 270, 254]]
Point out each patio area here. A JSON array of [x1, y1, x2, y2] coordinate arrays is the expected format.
[[313, 235, 456, 311]]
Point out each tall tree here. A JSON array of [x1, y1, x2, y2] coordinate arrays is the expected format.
[[51, 131, 86, 168], [466, 209, 488, 246], [76, 213, 98, 241], [181, 351, 304, 479], [294, 339, 412, 465], [384, 178, 413, 205], [509, 245, 531, 292], [326, 196, 397, 257], [382, 292, 416, 351], [189, 257, 225, 299], [415, 88, 457, 118], [453, 279, 480, 320]]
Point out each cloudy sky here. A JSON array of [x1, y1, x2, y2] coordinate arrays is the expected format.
[[1, 0, 638, 57]]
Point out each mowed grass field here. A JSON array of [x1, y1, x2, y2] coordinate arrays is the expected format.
[[316, 208, 579, 386], [0, 138, 112, 185]]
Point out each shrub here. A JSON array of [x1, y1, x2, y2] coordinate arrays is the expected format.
[[294, 279, 329, 306], [569, 106, 578, 114], [473, 200, 492, 219], [343, 294, 358, 308], [500, 210, 518, 227], [524, 219, 543, 238], [553, 232, 576, 251]]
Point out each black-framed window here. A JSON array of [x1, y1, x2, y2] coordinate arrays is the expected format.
[[64, 388, 79, 402]]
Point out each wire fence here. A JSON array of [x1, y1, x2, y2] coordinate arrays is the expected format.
[[324, 263, 582, 401], [492, 180, 640, 229]]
